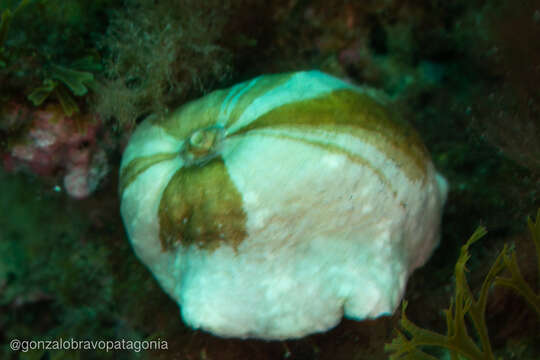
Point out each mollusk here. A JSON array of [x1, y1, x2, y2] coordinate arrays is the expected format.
[[119, 70, 448, 340]]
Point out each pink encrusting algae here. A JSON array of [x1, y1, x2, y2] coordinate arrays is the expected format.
[[2, 103, 109, 199]]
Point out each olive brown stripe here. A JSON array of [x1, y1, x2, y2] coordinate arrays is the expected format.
[[153, 72, 295, 140], [230, 89, 428, 182], [158, 157, 247, 251], [119, 152, 179, 195]]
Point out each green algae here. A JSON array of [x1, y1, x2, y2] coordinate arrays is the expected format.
[[0, 0, 112, 117]]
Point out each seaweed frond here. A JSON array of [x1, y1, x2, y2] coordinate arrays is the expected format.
[[1, 0, 104, 117], [494, 209, 540, 317], [27, 59, 100, 116], [49, 64, 95, 97], [386, 210, 540, 359], [28, 79, 79, 116]]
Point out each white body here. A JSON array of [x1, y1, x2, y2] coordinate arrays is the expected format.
[[120, 71, 448, 339]]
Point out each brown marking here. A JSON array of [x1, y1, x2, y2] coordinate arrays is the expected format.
[[158, 157, 247, 251]]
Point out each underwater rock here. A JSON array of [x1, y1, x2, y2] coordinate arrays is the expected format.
[[119, 70, 448, 340]]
